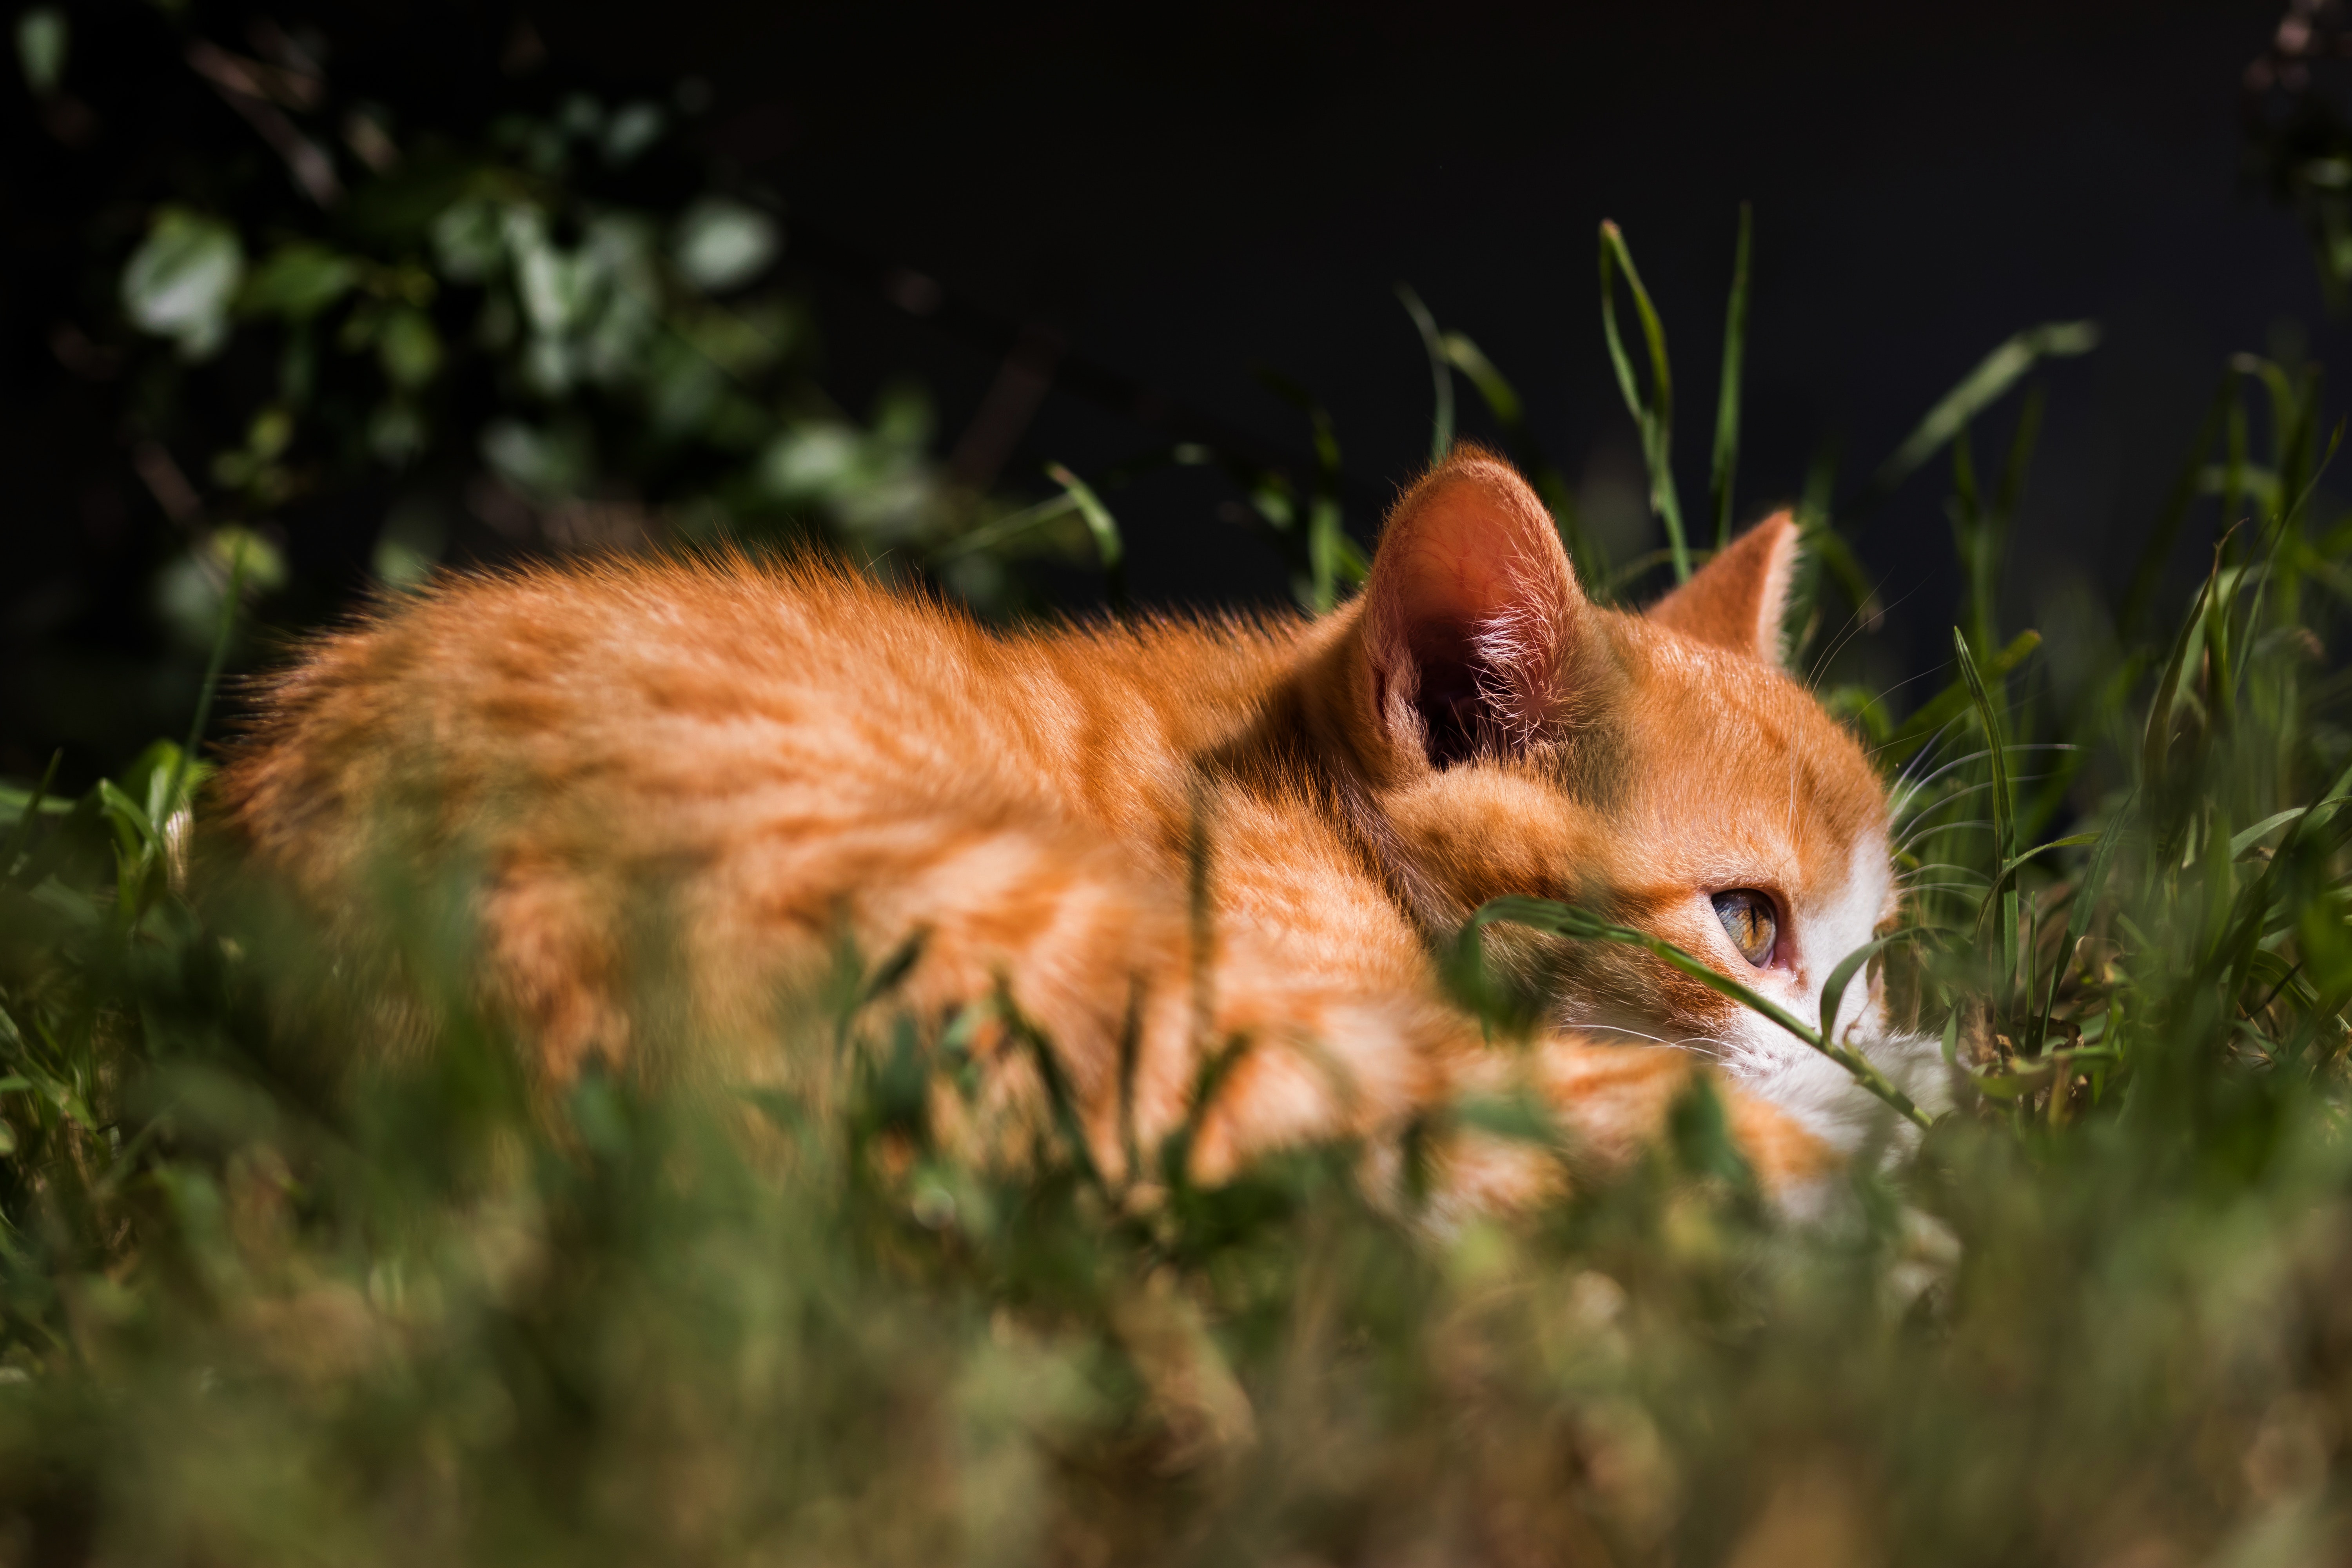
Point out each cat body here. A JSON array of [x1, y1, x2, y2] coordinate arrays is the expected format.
[[218, 450, 1920, 1205]]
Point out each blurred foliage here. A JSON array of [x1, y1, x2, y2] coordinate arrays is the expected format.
[[9, 2, 2352, 1564], [4, 0, 1123, 780], [4, 0, 1420, 784]]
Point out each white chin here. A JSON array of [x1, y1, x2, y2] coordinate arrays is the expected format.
[[1724, 1028, 1951, 1159]]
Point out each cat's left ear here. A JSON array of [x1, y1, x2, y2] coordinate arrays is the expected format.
[[1646, 510, 1802, 666], [1356, 445, 1589, 770]]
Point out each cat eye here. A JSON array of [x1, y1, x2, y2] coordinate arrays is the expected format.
[[1711, 889, 1778, 967]]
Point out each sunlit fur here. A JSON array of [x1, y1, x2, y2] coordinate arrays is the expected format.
[[216, 446, 1926, 1210]]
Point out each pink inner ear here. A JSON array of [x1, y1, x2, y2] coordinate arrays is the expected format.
[[1361, 455, 1583, 765], [1386, 496, 1526, 636]]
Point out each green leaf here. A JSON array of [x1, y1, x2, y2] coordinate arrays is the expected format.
[[96, 779, 156, 848], [240, 243, 359, 321], [2232, 804, 2338, 860], [16, 6, 65, 94], [508, 209, 602, 335], [483, 419, 593, 499], [673, 198, 781, 293], [430, 198, 508, 283], [603, 101, 666, 166], [377, 307, 445, 389], [122, 209, 245, 360], [1820, 933, 1904, 1048]]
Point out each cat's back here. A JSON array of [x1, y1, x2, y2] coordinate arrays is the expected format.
[[219, 552, 1318, 894], [219, 555, 983, 879]]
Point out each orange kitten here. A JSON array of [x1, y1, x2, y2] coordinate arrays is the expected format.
[[216, 446, 1930, 1209]]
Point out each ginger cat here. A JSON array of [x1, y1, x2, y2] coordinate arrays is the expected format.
[[217, 447, 1926, 1208]]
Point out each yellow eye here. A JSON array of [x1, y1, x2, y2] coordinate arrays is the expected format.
[[1711, 890, 1778, 967]]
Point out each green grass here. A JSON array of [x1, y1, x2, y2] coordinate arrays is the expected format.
[[7, 212, 2352, 1566]]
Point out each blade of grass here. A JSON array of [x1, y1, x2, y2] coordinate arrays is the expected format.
[[1971, 384, 2045, 657], [1253, 370, 1355, 611], [1950, 425, 1989, 655], [160, 541, 249, 828], [1442, 332, 1524, 426], [2141, 562, 2218, 789], [1044, 461, 1127, 612], [1850, 320, 2098, 523], [1955, 630, 2019, 987], [2224, 372, 2250, 550], [929, 492, 1080, 563], [993, 982, 1103, 1189], [1994, 833, 2103, 882], [1598, 220, 1689, 581], [1709, 202, 1752, 550], [1991, 383, 2045, 523], [137, 539, 248, 914], [1395, 283, 1454, 465], [1440, 329, 1594, 581], [1880, 631, 2042, 769]]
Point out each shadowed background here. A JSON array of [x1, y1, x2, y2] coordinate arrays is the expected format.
[[581, 0, 2312, 632], [0, 0, 2325, 776]]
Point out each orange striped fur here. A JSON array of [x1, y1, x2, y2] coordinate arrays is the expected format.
[[215, 447, 1926, 1209]]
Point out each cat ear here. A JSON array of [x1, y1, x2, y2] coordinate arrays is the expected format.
[[1358, 446, 1587, 769], [1646, 510, 1802, 666]]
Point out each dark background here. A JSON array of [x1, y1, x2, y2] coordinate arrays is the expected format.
[[559, 0, 2320, 664], [2, 0, 2329, 772]]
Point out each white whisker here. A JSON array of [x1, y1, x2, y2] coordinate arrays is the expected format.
[[1573, 1022, 1734, 1065], [1895, 770, 2058, 831], [1889, 741, 2081, 818]]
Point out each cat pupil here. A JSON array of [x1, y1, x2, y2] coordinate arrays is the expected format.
[[1711, 890, 1776, 966]]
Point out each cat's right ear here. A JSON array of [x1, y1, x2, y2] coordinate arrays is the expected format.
[[1355, 446, 1589, 770]]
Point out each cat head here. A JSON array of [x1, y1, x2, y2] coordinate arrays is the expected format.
[[1315, 445, 1902, 1113]]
